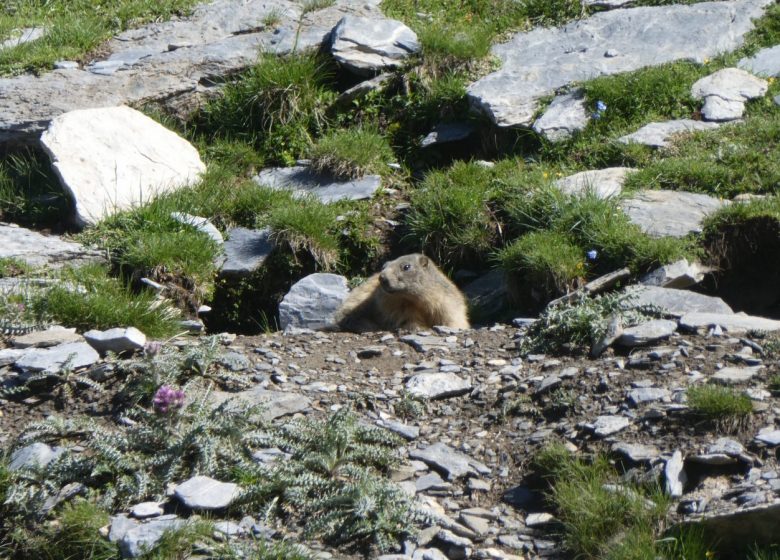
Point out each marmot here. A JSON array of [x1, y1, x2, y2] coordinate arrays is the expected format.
[[335, 253, 470, 332]]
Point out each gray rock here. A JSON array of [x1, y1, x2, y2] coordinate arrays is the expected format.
[[378, 418, 420, 440], [755, 429, 780, 447], [330, 15, 419, 76], [109, 514, 138, 543], [625, 286, 733, 317], [679, 502, 780, 557], [620, 190, 727, 238], [210, 387, 311, 422], [12, 326, 82, 349], [255, 165, 382, 203], [691, 68, 768, 121], [220, 227, 274, 277], [627, 387, 671, 406], [679, 312, 780, 334], [409, 442, 490, 480], [619, 118, 721, 148], [14, 341, 100, 375], [463, 269, 509, 321], [554, 167, 634, 199], [0, 1, 383, 145], [0, 222, 103, 269], [665, 450, 686, 497], [173, 475, 240, 510], [399, 334, 454, 352], [532, 90, 589, 141], [406, 372, 472, 400], [1, 27, 46, 50], [611, 442, 660, 463], [9, 442, 65, 471], [421, 122, 475, 148], [0, 348, 26, 366], [84, 327, 146, 355], [119, 515, 185, 558], [336, 73, 393, 105], [130, 502, 164, 519], [467, 0, 773, 127], [618, 319, 677, 347], [586, 415, 630, 437], [170, 212, 223, 245], [639, 259, 710, 289], [40, 106, 206, 228], [711, 366, 761, 385], [278, 273, 349, 331], [738, 44, 780, 77], [583, 0, 635, 7]]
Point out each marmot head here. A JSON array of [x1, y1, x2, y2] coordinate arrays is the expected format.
[[378, 253, 430, 297]]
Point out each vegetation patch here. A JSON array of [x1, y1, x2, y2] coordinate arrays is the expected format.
[[307, 127, 394, 179], [0, 148, 70, 228], [0, 0, 200, 75], [686, 384, 753, 432]]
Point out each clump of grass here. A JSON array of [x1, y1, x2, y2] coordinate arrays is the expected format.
[[30, 263, 181, 339], [533, 445, 670, 559], [497, 230, 585, 306], [196, 53, 335, 166], [768, 374, 780, 395], [0, 148, 70, 227], [417, 21, 494, 62], [307, 127, 394, 179], [404, 160, 499, 269], [687, 384, 753, 432], [0, 0, 199, 75], [266, 196, 342, 270]]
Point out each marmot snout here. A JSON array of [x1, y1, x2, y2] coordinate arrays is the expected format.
[[335, 253, 470, 333]]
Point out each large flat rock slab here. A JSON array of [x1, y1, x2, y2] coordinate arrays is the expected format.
[[254, 166, 382, 203], [625, 286, 733, 316], [467, 0, 773, 127], [554, 167, 635, 199], [0, 222, 103, 269], [330, 15, 419, 76], [619, 190, 727, 238], [738, 44, 780, 77], [0, 0, 382, 145], [40, 106, 205, 227], [619, 119, 722, 148], [679, 312, 780, 334]]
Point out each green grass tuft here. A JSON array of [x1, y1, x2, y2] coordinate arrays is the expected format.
[[307, 127, 394, 179], [687, 384, 753, 421], [30, 263, 182, 338]]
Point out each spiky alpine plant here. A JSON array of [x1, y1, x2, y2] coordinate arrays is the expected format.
[[5, 385, 268, 515], [234, 408, 433, 553]]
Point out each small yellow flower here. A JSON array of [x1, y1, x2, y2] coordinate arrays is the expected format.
[[703, 57, 710, 64], [543, 172, 549, 179], [556, 172, 563, 177], [706, 551, 715, 559], [768, 77, 776, 84]]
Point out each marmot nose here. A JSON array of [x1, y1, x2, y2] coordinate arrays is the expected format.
[[379, 275, 390, 289]]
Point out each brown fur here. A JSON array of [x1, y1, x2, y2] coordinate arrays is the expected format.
[[335, 254, 470, 333]]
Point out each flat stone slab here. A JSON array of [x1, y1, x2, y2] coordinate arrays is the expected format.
[[611, 441, 660, 463], [173, 475, 240, 510], [679, 312, 780, 334], [691, 67, 768, 121], [12, 326, 82, 349], [554, 167, 634, 199], [405, 372, 472, 400], [210, 387, 311, 422], [220, 227, 274, 277], [278, 273, 349, 331], [739, 44, 780, 77], [421, 122, 475, 148], [620, 190, 727, 238], [9, 442, 65, 471], [14, 341, 100, 375], [40, 106, 205, 227], [619, 119, 721, 148], [118, 515, 185, 558], [711, 366, 761, 385], [330, 15, 419, 76], [625, 286, 733, 317], [254, 166, 382, 203], [0, 0, 383, 144], [665, 450, 686, 497], [755, 429, 780, 447], [467, 0, 773, 127], [409, 442, 490, 480], [533, 89, 589, 142], [618, 319, 677, 347], [639, 259, 710, 289], [0, 222, 103, 269], [627, 387, 671, 406], [84, 327, 146, 355], [585, 415, 630, 437]]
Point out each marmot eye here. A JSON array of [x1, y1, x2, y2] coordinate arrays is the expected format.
[[402, 264, 411, 271]]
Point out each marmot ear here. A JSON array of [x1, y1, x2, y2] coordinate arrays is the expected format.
[[418, 255, 429, 267]]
